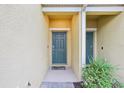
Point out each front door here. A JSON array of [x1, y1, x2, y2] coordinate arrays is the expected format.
[[52, 32, 67, 64], [86, 32, 93, 64]]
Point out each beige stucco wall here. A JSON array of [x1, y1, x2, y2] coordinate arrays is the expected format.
[[0, 5, 49, 87], [49, 19, 71, 28], [71, 13, 81, 80], [97, 12, 124, 83], [86, 19, 97, 28]]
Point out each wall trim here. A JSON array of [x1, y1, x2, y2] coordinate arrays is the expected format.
[[86, 28, 97, 32], [49, 28, 70, 31], [81, 11, 86, 67]]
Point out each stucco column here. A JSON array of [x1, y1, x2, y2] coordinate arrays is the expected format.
[[81, 11, 86, 67]]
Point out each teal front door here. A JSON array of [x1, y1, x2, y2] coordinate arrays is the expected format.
[[86, 32, 93, 64], [52, 32, 67, 64]]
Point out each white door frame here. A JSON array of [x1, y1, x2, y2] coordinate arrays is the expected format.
[[49, 28, 71, 67], [86, 28, 97, 59]]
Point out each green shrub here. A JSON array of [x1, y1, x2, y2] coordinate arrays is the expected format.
[[81, 58, 122, 88]]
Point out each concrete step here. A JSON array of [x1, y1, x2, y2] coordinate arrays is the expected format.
[[40, 82, 74, 88]]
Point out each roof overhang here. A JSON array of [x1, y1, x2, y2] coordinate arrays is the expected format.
[[41, 0, 124, 4], [42, 4, 124, 13]]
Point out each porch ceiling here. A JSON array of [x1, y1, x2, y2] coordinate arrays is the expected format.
[[86, 12, 121, 15], [86, 12, 121, 20], [48, 15, 72, 19], [44, 12, 77, 19]]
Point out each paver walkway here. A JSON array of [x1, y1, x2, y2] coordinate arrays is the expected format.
[[41, 82, 74, 88]]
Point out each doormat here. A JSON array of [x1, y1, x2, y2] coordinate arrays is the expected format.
[[51, 66, 66, 70]]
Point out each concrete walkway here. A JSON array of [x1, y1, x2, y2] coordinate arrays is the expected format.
[[40, 68, 78, 88], [42, 68, 78, 82]]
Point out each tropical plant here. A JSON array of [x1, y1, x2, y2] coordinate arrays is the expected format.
[[81, 57, 122, 88]]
